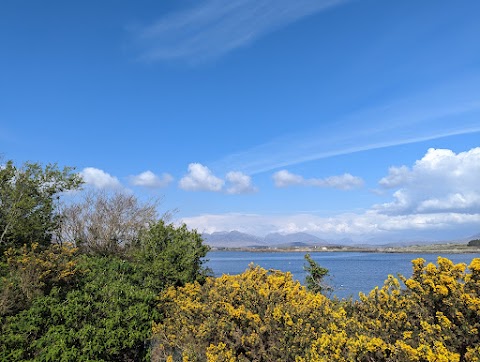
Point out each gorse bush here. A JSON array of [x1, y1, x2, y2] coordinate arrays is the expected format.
[[0, 242, 81, 317], [152, 265, 339, 361], [152, 257, 480, 362]]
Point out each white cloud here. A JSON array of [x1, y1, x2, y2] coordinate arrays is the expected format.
[[226, 171, 258, 194], [272, 170, 304, 187], [179, 163, 224, 192], [181, 211, 480, 242], [273, 170, 364, 190], [129, 170, 173, 188], [315, 173, 365, 190], [376, 147, 480, 215], [132, 0, 346, 62], [379, 166, 410, 188], [80, 167, 122, 189]]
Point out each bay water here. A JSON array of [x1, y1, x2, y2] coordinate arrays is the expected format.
[[205, 251, 480, 299]]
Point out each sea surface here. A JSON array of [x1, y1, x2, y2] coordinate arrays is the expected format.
[[205, 251, 480, 299]]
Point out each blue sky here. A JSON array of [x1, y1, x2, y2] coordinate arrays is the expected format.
[[1, 0, 480, 243]]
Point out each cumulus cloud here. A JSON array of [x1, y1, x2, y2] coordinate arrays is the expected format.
[[376, 147, 480, 215], [379, 166, 410, 188], [273, 170, 304, 187], [273, 170, 364, 190], [129, 170, 173, 188], [178, 163, 257, 194], [226, 171, 258, 194], [80, 167, 122, 189], [179, 163, 224, 192], [318, 174, 365, 190]]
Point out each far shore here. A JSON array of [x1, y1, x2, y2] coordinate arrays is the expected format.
[[209, 243, 480, 254]]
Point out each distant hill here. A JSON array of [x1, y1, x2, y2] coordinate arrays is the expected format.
[[264, 232, 331, 247], [202, 231, 331, 248], [202, 231, 266, 248], [202, 230, 480, 249]]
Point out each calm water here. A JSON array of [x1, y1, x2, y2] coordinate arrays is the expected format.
[[205, 251, 480, 299]]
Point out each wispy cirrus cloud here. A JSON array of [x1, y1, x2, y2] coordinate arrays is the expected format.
[[212, 77, 480, 175], [131, 0, 347, 62]]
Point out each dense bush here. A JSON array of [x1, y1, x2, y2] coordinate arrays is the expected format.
[[152, 257, 480, 362], [0, 242, 81, 317], [152, 265, 340, 361], [1, 254, 159, 361], [0, 222, 210, 361], [468, 239, 480, 247]]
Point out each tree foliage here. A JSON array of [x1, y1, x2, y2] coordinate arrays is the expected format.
[[303, 253, 332, 295], [58, 190, 158, 256], [0, 242, 80, 317], [0, 160, 82, 254], [131, 220, 211, 291], [467, 239, 480, 247]]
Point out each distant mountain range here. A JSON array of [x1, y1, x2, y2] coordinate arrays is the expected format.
[[202, 231, 333, 248], [201, 230, 480, 249]]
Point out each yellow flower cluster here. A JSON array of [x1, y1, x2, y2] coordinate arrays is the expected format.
[[2, 242, 80, 305], [152, 257, 480, 362]]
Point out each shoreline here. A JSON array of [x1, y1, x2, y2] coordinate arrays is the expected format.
[[209, 244, 480, 254]]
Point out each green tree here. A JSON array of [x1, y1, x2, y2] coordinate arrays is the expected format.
[[0, 160, 82, 254], [303, 253, 332, 295], [130, 220, 211, 291], [467, 239, 480, 247]]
